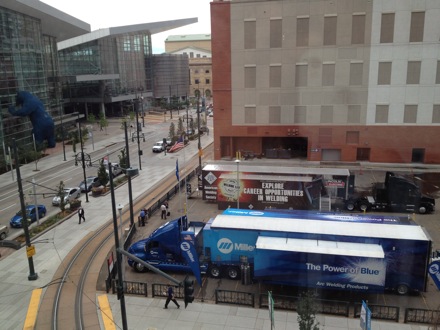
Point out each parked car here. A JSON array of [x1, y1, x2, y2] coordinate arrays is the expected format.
[[106, 163, 123, 177], [0, 224, 9, 239], [52, 187, 81, 206], [152, 141, 166, 153], [79, 176, 100, 192], [9, 205, 47, 228]]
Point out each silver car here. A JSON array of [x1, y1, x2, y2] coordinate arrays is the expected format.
[[52, 187, 81, 206]]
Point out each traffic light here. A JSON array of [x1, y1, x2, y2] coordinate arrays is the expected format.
[[186, 183, 192, 194], [183, 275, 194, 308]]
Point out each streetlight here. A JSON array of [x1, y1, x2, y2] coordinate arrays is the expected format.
[[117, 203, 125, 281], [124, 121, 135, 227], [76, 111, 89, 202], [196, 88, 202, 190], [134, 99, 142, 171], [109, 166, 128, 330], [235, 159, 240, 209], [13, 139, 38, 280], [59, 100, 66, 161]]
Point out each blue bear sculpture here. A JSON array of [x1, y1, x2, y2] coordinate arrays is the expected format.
[[8, 91, 56, 148]]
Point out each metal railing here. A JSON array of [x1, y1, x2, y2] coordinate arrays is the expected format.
[[354, 303, 399, 322], [405, 308, 440, 325], [215, 289, 255, 307]]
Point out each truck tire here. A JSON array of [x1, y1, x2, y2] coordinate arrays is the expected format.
[[396, 284, 409, 295], [134, 262, 147, 273], [0, 232, 6, 240], [227, 267, 239, 280], [418, 206, 427, 214], [210, 265, 221, 278], [345, 201, 356, 211], [358, 202, 369, 212]]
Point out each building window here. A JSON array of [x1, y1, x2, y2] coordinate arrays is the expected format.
[[406, 61, 421, 84], [380, 13, 395, 43], [269, 106, 281, 124], [375, 105, 389, 123], [404, 105, 418, 123], [123, 36, 131, 51], [197, 54, 201, 58], [320, 105, 333, 123], [190, 52, 194, 58], [346, 131, 360, 144], [294, 106, 307, 123], [347, 105, 361, 123], [134, 36, 141, 51], [245, 106, 256, 124], [195, 79, 200, 84], [269, 65, 281, 88], [245, 66, 256, 88], [433, 105, 440, 123], [410, 12, 425, 42], [296, 17, 309, 47], [378, 62, 392, 85], [205, 70, 210, 74], [324, 16, 337, 46], [270, 18, 282, 48], [194, 69, 199, 74], [244, 20, 256, 49], [205, 78, 210, 84], [322, 63, 335, 86], [351, 14, 365, 44], [436, 61, 440, 84], [349, 62, 363, 85], [295, 64, 308, 87]]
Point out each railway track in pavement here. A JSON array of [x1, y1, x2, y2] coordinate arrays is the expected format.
[[33, 145, 213, 329]]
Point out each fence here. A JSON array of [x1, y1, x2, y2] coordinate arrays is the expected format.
[[215, 289, 255, 307], [111, 279, 148, 296], [354, 303, 399, 322], [405, 308, 440, 325]]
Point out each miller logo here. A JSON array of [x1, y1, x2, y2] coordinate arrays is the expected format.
[[180, 242, 191, 252], [217, 238, 234, 254]]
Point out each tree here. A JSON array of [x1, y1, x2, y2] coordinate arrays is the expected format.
[[56, 180, 67, 213], [87, 113, 96, 128], [297, 291, 320, 330], [118, 148, 128, 172], [99, 113, 109, 133], [168, 122, 176, 142], [97, 159, 109, 188]]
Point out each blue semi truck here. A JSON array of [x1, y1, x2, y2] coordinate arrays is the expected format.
[[127, 209, 432, 295]]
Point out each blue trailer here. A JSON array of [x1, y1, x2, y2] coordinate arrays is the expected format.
[[127, 209, 432, 295]]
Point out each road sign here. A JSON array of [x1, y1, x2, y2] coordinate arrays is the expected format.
[[26, 245, 36, 258]]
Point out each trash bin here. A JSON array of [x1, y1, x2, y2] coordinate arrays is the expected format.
[[241, 263, 251, 285]]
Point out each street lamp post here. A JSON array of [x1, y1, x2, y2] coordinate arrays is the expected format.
[[134, 99, 142, 171], [124, 121, 135, 227], [13, 139, 38, 280], [109, 167, 128, 330], [59, 102, 66, 161], [196, 90, 202, 174], [77, 112, 89, 202], [117, 203, 125, 281], [235, 159, 240, 209]]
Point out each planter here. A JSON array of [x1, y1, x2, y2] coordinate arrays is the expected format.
[[69, 199, 82, 210], [91, 186, 106, 197]]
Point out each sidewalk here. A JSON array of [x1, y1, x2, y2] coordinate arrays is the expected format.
[[0, 115, 434, 329]]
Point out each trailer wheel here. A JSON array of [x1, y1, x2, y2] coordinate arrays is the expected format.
[[358, 202, 369, 212], [345, 201, 356, 211], [418, 206, 427, 214], [134, 262, 147, 273], [210, 265, 221, 278], [0, 232, 6, 240], [396, 284, 409, 295], [227, 267, 239, 280]]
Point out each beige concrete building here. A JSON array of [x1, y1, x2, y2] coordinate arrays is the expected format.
[[165, 34, 212, 102]]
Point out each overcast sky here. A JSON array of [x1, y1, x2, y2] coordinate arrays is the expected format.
[[40, 0, 212, 54]]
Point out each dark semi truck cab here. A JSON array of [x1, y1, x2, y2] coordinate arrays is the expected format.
[[345, 171, 435, 214]]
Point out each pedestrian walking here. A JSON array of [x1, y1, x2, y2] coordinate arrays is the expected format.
[[161, 203, 167, 219], [164, 200, 170, 217], [139, 208, 146, 226], [164, 285, 180, 309], [78, 207, 85, 224]]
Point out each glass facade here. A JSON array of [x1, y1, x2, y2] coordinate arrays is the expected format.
[[58, 32, 153, 116], [0, 7, 61, 149]]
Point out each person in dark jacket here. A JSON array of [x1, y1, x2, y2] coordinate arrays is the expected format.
[[164, 285, 180, 309], [78, 207, 85, 224]]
